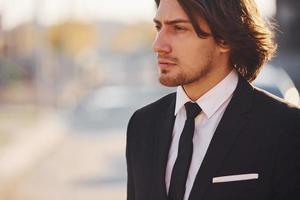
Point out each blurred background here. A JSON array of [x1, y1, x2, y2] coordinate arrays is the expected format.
[[0, 0, 299, 199]]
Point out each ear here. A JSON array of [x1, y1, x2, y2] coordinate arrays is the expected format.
[[218, 40, 230, 53]]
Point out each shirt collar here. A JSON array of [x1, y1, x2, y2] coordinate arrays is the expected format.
[[175, 69, 238, 118]]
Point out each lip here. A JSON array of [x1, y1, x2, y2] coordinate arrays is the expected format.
[[158, 63, 176, 69], [157, 59, 177, 68]]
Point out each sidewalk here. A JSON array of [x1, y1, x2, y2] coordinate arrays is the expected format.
[[0, 107, 67, 198], [8, 130, 127, 200]]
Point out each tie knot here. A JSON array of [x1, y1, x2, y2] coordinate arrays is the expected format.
[[184, 102, 202, 119]]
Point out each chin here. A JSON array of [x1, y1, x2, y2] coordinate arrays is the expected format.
[[158, 68, 186, 87], [159, 76, 181, 87]]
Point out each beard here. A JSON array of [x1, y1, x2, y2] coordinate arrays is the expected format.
[[158, 62, 212, 87]]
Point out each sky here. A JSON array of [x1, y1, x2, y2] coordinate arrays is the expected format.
[[0, 0, 276, 30]]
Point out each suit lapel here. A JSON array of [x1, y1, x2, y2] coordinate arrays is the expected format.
[[189, 76, 254, 200], [155, 93, 176, 199]]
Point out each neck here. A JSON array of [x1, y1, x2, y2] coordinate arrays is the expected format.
[[182, 66, 233, 101]]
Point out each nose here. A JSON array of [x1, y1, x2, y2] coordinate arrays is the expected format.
[[152, 30, 172, 54]]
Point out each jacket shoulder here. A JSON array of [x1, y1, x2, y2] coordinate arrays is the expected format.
[[127, 92, 175, 126], [134, 92, 175, 117], [252, 86, 300, 121]]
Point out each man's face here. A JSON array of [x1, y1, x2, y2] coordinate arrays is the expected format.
[[153, 0, 226, 87]]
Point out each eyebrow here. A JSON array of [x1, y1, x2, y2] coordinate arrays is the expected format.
[[153, 18, 191, 25]]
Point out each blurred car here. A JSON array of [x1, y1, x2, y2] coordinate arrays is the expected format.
[[68, 85, 173, 132], [68, 64, 299, 132], [253, 64, 299, 106]]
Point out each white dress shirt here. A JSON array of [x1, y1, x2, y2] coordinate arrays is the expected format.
[[165, 69, 239, 200]]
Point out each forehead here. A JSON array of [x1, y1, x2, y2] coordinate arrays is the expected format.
[[154, 0, 190, 22]]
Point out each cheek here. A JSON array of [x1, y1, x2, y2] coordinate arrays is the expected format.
[[180, 46, 207, 68], [172, 36, 218, 67], [175, 43, 199, 65], [176, 39, 210, 59], [192, 41, 218, 61]]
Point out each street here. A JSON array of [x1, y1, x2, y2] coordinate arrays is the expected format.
[[0, 85, 172, 200], [7, 130, 127, 200]]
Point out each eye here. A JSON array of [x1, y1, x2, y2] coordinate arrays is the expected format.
[[155, 25, 161, 31], [174, 25, 186, 32]]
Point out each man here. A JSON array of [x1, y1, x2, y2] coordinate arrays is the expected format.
[[126, 0, 300, 199]]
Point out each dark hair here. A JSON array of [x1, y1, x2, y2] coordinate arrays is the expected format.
[[154, 0, 277, 82]]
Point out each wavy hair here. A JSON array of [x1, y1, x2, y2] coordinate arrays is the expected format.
[[154, 0, 277, 82]]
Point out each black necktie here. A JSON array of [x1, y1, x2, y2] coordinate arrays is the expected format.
[[168, 102, 202, 200]]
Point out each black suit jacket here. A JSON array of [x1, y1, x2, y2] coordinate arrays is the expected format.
[[126, 76, 300, 200]]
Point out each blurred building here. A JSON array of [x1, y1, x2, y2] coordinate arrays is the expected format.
[[0, 19, 103, 107]]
